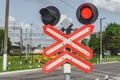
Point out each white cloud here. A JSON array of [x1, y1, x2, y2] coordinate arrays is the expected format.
[[86, 0, 120, 13], [9, 16, 15, 23]]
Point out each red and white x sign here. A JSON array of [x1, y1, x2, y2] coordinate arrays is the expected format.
[[42, 51, 92, 73], [43, 24, 94, 59]]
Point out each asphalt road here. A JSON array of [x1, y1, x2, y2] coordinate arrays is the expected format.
[[0, 62, 120, 80]]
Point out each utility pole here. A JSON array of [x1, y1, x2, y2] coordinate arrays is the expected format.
[[30, 23, 33, 64], [20, 28, 23, 62], [100, 17, 105, 62], [3, 0, 10, 71], [25, 28, 28, 63]]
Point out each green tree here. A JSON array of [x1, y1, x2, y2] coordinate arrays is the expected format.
[[81, 38, 89, 46], [89, 33, 100, 55], [0, 29, 12, 54], [0, 29, 4, 52], [8, 38, 12, 53], [104, 23, 120, 55]]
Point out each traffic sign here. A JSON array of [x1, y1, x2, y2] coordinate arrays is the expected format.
[[42, 51, 92, 73], [43, 24, 94, 59]]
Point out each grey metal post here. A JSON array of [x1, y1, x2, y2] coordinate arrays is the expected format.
[[25, 28, 28, 63], [65, 73, 70, 80], [30, 23, 33, 64], [62, 23, 73, 80], [20, 28, 22, 61], [105, 75, 109, 80], [100, 17, 105, 63], [64, 63, 71, 80], [3, 0, 9, 71], [95, 78, 99, 80]]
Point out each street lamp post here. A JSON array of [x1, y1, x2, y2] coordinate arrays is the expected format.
[[100, 17, 105, 63], [3, 0, 10, 71], [25, 28, 28, 63], [30, 23, 33, 64], [20, 28, 23, 62]]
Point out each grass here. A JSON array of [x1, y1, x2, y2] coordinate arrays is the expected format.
[[0, 57, 2, 72], [88, 55, 120, 63], [0, 54, 120, 72], [0, 54, 55, 72]]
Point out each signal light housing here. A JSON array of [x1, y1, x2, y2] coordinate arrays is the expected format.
[[39, 6, 60, 26], [76, 3, 98, 24]]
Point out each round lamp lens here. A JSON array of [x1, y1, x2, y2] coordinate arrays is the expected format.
[[81, 8, 92, 19]]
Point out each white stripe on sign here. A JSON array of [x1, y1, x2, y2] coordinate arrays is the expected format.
[[67, 54, 90, 70], [70, 42, 90, 56], [70, 27, 90, 41], [46, 43, 63, 55], [46, 54, 90, 70], [46, 28, 65, 40]]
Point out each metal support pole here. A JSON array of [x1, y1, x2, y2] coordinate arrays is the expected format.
[[3, 0, 9, 71], [105, 75, 109, 80], [31, 29, 33, 64], [25, 28, 28, 63], [100, 18, 105, 63], [95, 78, 99, 80], [63, 23, 73, 80], [100, 18, 102, 62], [20, 28, 22, 61], [64, 63, 71, 80], [65, 73, 71, 80], [30, 25, 33, 64]]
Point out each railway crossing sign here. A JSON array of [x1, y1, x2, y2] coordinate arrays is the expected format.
[[42, 51, 92, 73], [42, 24, 94, 73], [40, 3, 98, 74], [43, 24, 94, 59]]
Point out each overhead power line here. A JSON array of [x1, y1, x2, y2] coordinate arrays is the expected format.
[[60, 0, 76, 9]]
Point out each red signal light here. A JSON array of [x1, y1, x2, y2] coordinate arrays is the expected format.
[[81, 8, 92, 19], [76, 3, 98, 24]]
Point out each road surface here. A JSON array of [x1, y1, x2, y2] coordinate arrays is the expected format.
[[0, 62, 120, 80]]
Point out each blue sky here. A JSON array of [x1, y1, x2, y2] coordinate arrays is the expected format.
[[0, 0, 120, 33]]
